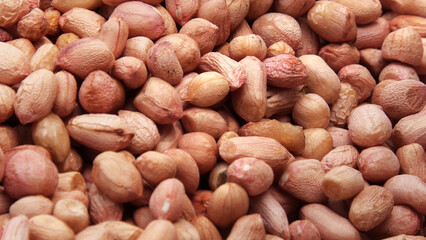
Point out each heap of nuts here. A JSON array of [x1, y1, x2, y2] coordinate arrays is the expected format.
[[0, 0, 426, 239]]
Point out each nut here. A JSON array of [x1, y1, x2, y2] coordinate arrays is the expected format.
[[396, 143, 426, 182], [98, 17, 129, 59], [229, 34, 267, 61], [179, 18, 219, 56], [379, 62, 420, 82], [165, 0, 199, 26], [197, 0, 230, 45], [52, 70, 77, 118], [338, 64, 376, 103], [289, 220, 321, 240], [292, 93, 330, 129], [123, 36, 154, 63], [0, 84, 15, 124], [1, 215, 30, 240], [355, 17, 390, 50], [53, 199, 90, 233], [0, 0, 31, 28], [184, 72, 229, 107], [88, 184, 123, 224], [29, 215, 75, 240], [181, 107, 227, 140], [318, 43, 360, 72], [174, 219, 201, 240], [301, 128, 333, 160], [382, 27, 423, 66], [111, 57, 147, 89], [227, 214, 266, 240], [321, 166, 364, 201], [247, 0, 273, 20], [391, 110, 426, 148], [9, 195, 53, 218], [17, 8, 48, 41], [263, 54, 307, 88], [135, 151, 176, 187], [147, 41, 183, 86], [51, 0, 102, 12], [149, 178, 186, 221], [154, 121, 183, 153], [55, 33, 79, 50], [0, 42, 31, 85], [164, 148, 200, 194], [321, 145, 358, 172], [330, 0, 382, 25], [273, 0, 315, 18], [59, 7, 105, 38]]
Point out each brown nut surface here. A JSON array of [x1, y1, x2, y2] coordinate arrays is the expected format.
[[382, 27, 423, 66], [396, 143, 426, 182], [292, 93, 330, 129], [322, 166, 364, 201], [135, 151, 176, 187], [263, 54, 307, 89], [149, 178, 186, 221]]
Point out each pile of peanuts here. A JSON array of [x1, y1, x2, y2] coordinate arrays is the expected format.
[[0, 0, 425, 239]]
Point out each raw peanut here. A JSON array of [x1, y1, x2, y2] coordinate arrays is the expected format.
[[339, 64, 376, 103], [246, 0, 273, 20], [110, 1, 165, 39], [52, 190, 89, 209], [33, 36, 53, 49], [0, 151, 4, 183], [9, 195, 53, 218], [16, 8, 47, 42], [391, 110, 426, 148], [289, 220, 321, 240], [318, 43, 360, 72], [390, 15, 426, 37], [199, 52, 247, 91], [67, 113, 134, 152], [349, 186, 394, 231], [252, 13, 302, 49], [155, 4, 178, 35], [59, 8, 105, 38], [327, 126, 353, 148], [0, 84, 15, 123], [53, 199, 90, 233], [379, 62, 420, 82], [347, 104, 392, 147], [239, 120, 305, 154], [330, 83, 358, 126], [30, 43, 58, 72], [149, 178, 186, 221], [55, 33, 79, 50], [330, 0, 382, 25], [98, 17, 128, 59], [0, 0, 31, 28], [369, 205, 420, 238], [216, 42, 231, 56], [134, 207, 155, 229], [164, 148, 200, 194], [175, 72, 198, 105], [263, 54, 307, 88], [359, 48, 387, 77], [299, 55, 341, 104], [265, 86, 303, 117], [92, 151, 143, 203], [217, 108, 240, 133], [32, 113, 70, 163], [273, 0, 315, 18], [300, 204, 361, 240], [118, 110, 160, 154], [79, 70, 125, 113], [0, 42, 31, 85], [322, 166, 364, 200], [227, 157, 274, 196], [292, 93, 330, 129], [177, 132, 218, 174], [135, 151, 176, 187], [2, 215, 30, 240], [217, 131, 238, 149], [6, 38, 36, 60], [147, 41, 183, 86], [56, 38, 115, 79], [267, 41, 295, 58], [112, 57, 147, 90], [98, 221, 143, 240], [154, 121, 183, 153], [250, 191, 291, 239], [174, 219, 200, 240], [197, 0, 230, 45], [181, 195, 196, 222], [219, 136, 294, 174], [180, 18, 219, 56], [181, 107, 227, 139], [75, 224, 111, 240], [4, 144, 51, 163], [301, 128, 333, 160], [191, 215, 222, 240], [29, 215, 75, 240], [44, 7, 60, 36], [88, 184, 123, 224], [229, 34, 267, 61], [279, 159, 327, 203], [396, 143, 426, 182], [226, 0, 250, 31], [156, 33, 200, 73], [232, 56, 266, 122], [228, 20, 253, 40], [123, 36, 154, 64], [384, 174, 426, 215], [307, 1, 357, 42], [184, 72, 229, 107], [208, 162, 229, 191], [166, 0, 199, 26], [374, 80, 426, 119], [103, 0, 163, 7], [51, 0, 102, 12], [133, 77, 183, 125], [3, 148, 58, 199], [207, 182, 249, 228], [382, 27, 423, 66], [56, 149, 82, 173], [355, 17, 391, 50], [0, 125, 21, 152], [381, 0, 426, 18], [52, 71, 77, 117], [227, 214, 266, 240], [296, 18, 320, 56], [191, 190, 212, 216], [0, 28, 12, 41], [321, 145, 358, 172]]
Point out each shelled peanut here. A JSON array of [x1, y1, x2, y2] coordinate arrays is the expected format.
[[0, 0, 425, 239]]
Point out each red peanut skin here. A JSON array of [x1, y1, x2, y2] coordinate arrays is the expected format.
[[289, 220, 321, 240], [300, 203, 361, 240]]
